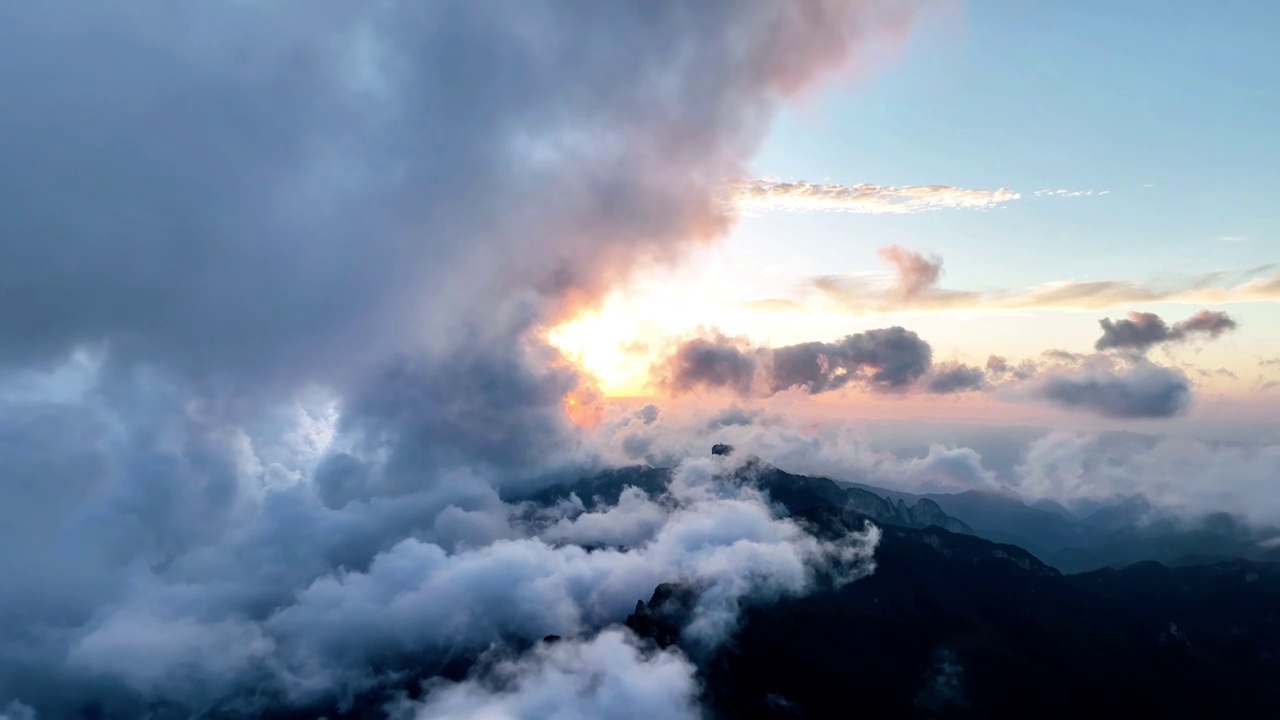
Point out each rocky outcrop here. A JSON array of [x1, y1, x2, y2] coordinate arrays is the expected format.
[[907, 498, 973, 535], [624, 582, 698, 649], [739, 461, 975, 535]]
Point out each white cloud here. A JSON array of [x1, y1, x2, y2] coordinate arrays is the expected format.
[[1015, 432, 1280, 526], [731, 180, 1020, 214], [1033, 188, 1105, 197], [394, 629, 700, 720]]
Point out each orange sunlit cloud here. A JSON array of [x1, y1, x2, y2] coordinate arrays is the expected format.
[[563, 382, 604, 428]]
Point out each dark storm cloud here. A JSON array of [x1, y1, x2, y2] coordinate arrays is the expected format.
[[1094, 310, 1239, 352], [1034, 363, 1192, 419]]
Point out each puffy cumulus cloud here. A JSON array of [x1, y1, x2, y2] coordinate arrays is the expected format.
[[13, 441, 880, 714], [658, 326, 934, 397], [1032, 361, 1192, 419], [0, 0, 928, 715], [392, 630, 700, 720], [1094, 312, 1178, 352], [730, 180, 1020, 214], [1016, 432, 1280, 527], [984, 347, 1203, 421], [538, 486, 672, 547], [985, 354, 1038, 381], [923, 362, 987, 394], [769, 327, 932, 392], [326, 461, 871, 685], [660, 333, 761, 397], [1095, 310, 1239, 352], [655, 319, 1203, 420]]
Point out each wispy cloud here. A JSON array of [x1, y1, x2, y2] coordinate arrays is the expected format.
[[730, 180, 1020, 214], [763, 246, 1280, 315], [1033, 189, 1108, 197]]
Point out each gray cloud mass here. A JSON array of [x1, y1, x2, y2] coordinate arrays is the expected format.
[[1095, 310, 1239, 352], [661, 326, 936, 397], [1033, 363, 1192, 419], [0, 1, 919, 715]]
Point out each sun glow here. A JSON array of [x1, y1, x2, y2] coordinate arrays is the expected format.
[[548, 314, 657, 398], [562, 383, 604, 428]]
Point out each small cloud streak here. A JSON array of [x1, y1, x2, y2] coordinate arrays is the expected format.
[[730, 180, 1020, 214], [1033, 189, 1107, 197]]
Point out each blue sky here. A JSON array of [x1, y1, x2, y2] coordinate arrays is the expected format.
[[750, 0, 1280, 283], [551, 1, 1280, 401]]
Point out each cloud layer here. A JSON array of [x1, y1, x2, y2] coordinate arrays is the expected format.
[[393, 630, 700, 720], [767, 247, 1280, 314], [602, 401, 1280, 529], [659, 326, 944, 397], [657, 307, 1234, 419]]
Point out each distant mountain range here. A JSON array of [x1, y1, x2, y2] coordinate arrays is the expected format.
[[524, 459, 975, 537], [277, 453, 1280, 718], [533, 452, 1280, 716], [525, 454, 1280, 574], [628, 508, 1280, 717], [840, 479, 1280, 573]]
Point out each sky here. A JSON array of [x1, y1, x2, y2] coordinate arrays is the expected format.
[[1, 2, 1278, 717], [550, 1, 1280, 413]]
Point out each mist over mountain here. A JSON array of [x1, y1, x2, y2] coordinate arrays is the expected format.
[[2, 1, 1278, 718], [233, 455, 1280, 718]]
